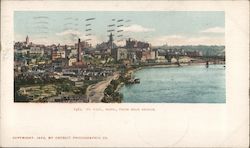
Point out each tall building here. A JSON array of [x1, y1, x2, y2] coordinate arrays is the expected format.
[[125, 38, 150, 49], [96, 33, 117, 53], [111, 48, 128, 61], [64, 45, 68, 59], [25, 35, 29, 45], [77, 38, 82, 62], [108, 33, 114, 49]]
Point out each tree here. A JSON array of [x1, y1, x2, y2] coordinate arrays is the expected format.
[[105, 85, 114, 96], [110, 80, 120, 89]]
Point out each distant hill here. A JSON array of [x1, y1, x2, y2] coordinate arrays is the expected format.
[[154, 45, 225, 57]]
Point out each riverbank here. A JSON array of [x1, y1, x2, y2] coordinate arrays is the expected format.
[[139, 61, 225, 69], [143, 62, 207, 68], [86, 72, 119, 103]]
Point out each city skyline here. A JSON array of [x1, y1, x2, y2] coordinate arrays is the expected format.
[[15, 11, 225, 46]]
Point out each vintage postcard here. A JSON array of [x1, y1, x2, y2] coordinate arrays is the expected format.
[[1, 0, 249, 147], [14, 11, 225, 103]]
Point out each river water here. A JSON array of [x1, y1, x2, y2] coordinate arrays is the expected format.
[[119, 64, 225, 103]]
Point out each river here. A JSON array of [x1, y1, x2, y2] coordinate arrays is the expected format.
[[119, 64, 225, 103]]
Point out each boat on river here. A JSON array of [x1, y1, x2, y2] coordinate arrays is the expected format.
[[134, 78, 140, 84], [127, 78, 140, 84]]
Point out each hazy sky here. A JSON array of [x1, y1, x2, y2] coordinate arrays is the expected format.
[[14, 11, 225, 46]]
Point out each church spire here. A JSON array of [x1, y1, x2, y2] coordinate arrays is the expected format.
[[25, 35, 29, 45]]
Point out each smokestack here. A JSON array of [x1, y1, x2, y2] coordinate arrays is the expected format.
[[77, 38, 81, 62]]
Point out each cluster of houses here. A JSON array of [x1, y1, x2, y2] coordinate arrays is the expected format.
[[14, 35, 203, 102], [15, 34, 204, 82], [15, 35, 203, 72], [109, 40, 202, 65]]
